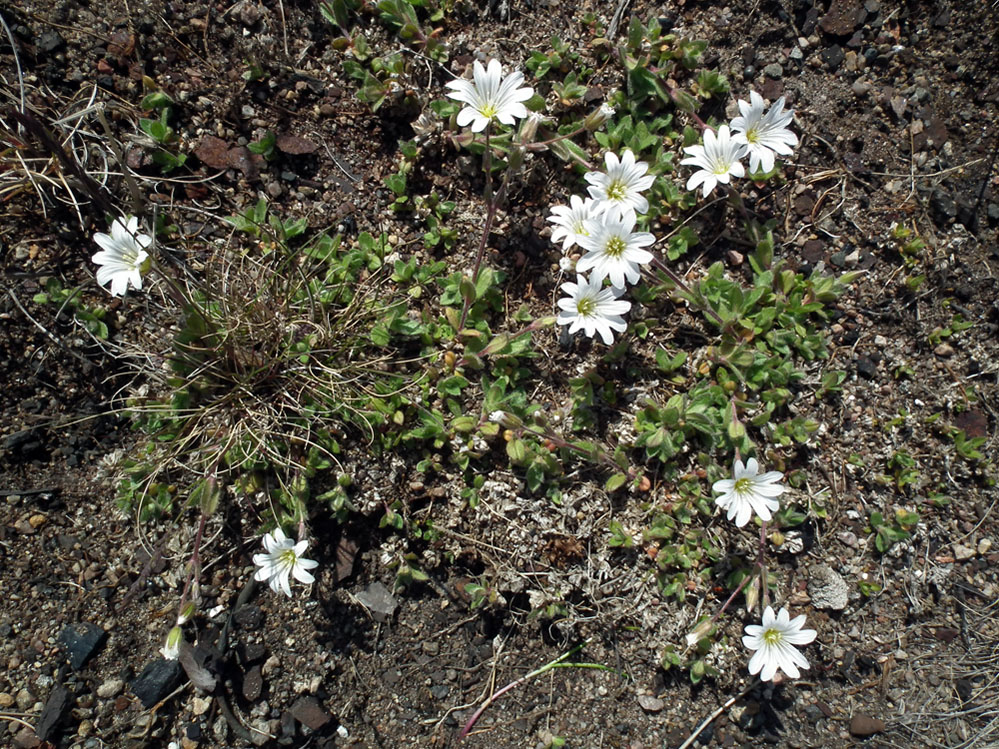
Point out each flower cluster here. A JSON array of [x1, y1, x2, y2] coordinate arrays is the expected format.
[[548, 148, 658, 345], [707, 456, 817, 682], [681, 91, 798, 197]]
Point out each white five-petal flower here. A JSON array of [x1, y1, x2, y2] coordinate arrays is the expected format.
[[253, 527, 319, 597], [92, 215, 152, 297], [556, 274, 631, 345], [680, 125, 748, 198], [547, 195, 601, 251], [730, 91, 798, 174], [445, 59, 534, 133], [743, 606, 817, 682], [575, 212, 655, 289], [584, 150, 656, 219], [711, 457, 785, 527]]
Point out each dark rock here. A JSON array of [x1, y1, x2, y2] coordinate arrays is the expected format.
[[829, 250, 847, 268], [856, 356, 878, 379], [243, 664, 263, 701], [12, 727, 40, 748], [234, 604, 264, 630], [37, 31, 65, 53], [60, 622, 107, 670], [932, 7, 951, 27], [849, 714, 886, 737], [34, 685, 73, 741], [290, 696, 330, 731], [802, 7, 820, 35], [956, 201, 977, 231], [930, 188, 957, 225], [5, 429, 36, 450], [986, 203, 999, 226], [953, 410, 988, 439], [242, 642, 267, 664], [430, 685, 449, 699], [279, 710, 297, 744], [822, 45, 845, 70], [131, 658, 183, 708], [820, 0, 863, 36], [801, 240, 824, 263]]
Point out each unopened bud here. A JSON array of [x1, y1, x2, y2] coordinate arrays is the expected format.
[[161, 626, 182, 661], [518, 112, 544, 143], [176, 601, 196, 626], [489, 411, 523, 430], [684, 618, 713, 648], [584, 103, 615, 131]]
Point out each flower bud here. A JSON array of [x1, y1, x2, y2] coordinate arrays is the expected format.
[[161, 626, 182, 660], [584, 103, 615, 131], [176, 601, 196, 626], [488, 411, 523, 429], [684, 618, 714, 647], [518, 112, 544, 143]]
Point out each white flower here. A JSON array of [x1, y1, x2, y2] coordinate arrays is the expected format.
[[711, 457, 785, 527], [445, 59, 534, 133], [92, 215, 152, 296], [556, 274, 631, 345], [680, 125, 748, 198], [743, 606, 817, 681], [584, 150, 656, 219], [547, 196, 601, 251], [253, 527, 319, 597], [730, 92, 798, 174], [575, 212, 655, 289]]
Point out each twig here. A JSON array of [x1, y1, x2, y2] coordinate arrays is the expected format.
[[676, 680, 756, 749]]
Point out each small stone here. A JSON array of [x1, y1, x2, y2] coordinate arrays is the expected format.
[[96, 679, 124, 699], [763, 63, 783, 79], [638, 695, 665, 713], [820, 0, 863, 36], [953, 544, 975, 561], [354, 582, 397, 622], [821, 45, 845, 70], [934, 343, 954, 358], [234, 605, 264, 631], [0, 692, 13, 708], [192, 696, 212, 716], [15, 688, 34, 712], [290, 696, 330, 731], [37, 30, 66, 53], [60, 622, 107, 670], [35, 686, 73, 741], [808, 564, 849, 610], [726, 250, 744, 266], [844, 50, 860, 72], [131, 658, 183, 709], [856, 356, 878, 380], [243, 665, 263, 702], [930, 189, 957, 225], [979, 538, 992, 555], [849, 714, 886, 737], [28, 514, 46, 528]]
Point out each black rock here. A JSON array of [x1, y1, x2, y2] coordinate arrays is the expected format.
[[856, 356, 878, 379], [822, 44, 845, 70], [37, 30, 65, 53], [242, 664, 263, 701], [60, 622, 107, 670], [131, 658, 183, 708], [35, 685, 73, 741], [234, 604, 264, 631], [930, 188, 957, 225], [986, 202, 999, 226], [291, 696, 331, 731]]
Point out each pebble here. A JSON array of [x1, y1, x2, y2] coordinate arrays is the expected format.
[[934, 343, 955, 358], [638, 695, 664, 713], [852, 80, 871, 96], [763, 63, 783, 78], [0, 693, 13, 708], [96, 679, 124, 699], [953, 544, 975, 561], [849, 713, 886, 737], [808, 564, 849, 610], [16, 688, 34, 712]]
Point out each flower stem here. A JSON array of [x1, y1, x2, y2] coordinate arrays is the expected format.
[[647, 255, 724, 326]]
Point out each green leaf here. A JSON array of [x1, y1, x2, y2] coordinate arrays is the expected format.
[[604, 472, 629, 492]]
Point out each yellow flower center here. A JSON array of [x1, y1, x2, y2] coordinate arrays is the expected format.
[[734, 476, 752, 494], [763, 627, 782, 646], [605, 236, 626, 258], [480, 103, 498, 119], [279, 548, 298, 567], [606, 179, 627, 201], [576, 297, 596, 316]]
